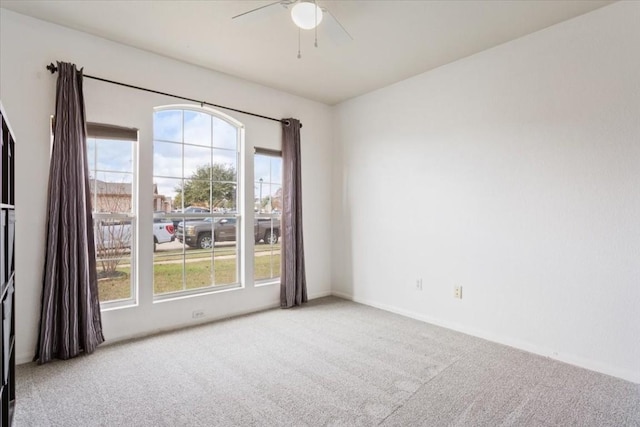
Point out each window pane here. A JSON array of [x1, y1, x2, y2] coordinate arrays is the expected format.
[[214, 217, 236, 243], [184, 144, 212, 179], [180, 217, 214, 250], [212, 182, 237, 211], [153, 177, 182, 212], [271, 157, 282, 185], [269, 184, 282, 213], [154, 110, 183, 142], [94, 218, 133, 303], [254, 153, 282, 185], [213, 149, 237, 182], [181, 179, 211, 208], [96, 219, 133, 254], [87, 138, 96, 170], [153, 215, 184, 295], [213, 218, 238, 285], [185, 260, 213, 290], [254, 216, 280, 281], [92, 172, 133, 214], [213, 117, 237, 150], [153, 253, 185, 295], [253, 153, 282, 283], [254, 248, 280, 282], [214, 251, 237, 285], [95, 138, 132, 172], [153, 141, 182, 179], [184, 111, 212, 147]]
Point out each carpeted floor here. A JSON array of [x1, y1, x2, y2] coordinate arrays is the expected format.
[[15, 297, 640, 426]]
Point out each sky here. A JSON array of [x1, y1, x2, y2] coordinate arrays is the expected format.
[[88, 109, 282, 207]]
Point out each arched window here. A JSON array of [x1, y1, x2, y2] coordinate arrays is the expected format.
[[152, 106, 243, 296]]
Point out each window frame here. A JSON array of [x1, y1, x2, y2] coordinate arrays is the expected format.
[[253, 148, 283, 286], [86, 124, 139, 310]]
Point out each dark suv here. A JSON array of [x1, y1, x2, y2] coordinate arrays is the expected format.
[[176, 217, 280, 249], [171, 206, 210, 229]]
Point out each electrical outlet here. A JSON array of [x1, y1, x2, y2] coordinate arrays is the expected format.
[[454, 286, 462, 299], [192, 310, 205, 319], [416, 278, 423, 291]]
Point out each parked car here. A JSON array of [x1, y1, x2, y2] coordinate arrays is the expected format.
[[96, 217, 175, 252], [175, 217, 280, 249], [153, 217, 175, 251]]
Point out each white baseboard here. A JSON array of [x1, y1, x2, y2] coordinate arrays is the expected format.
[[331, 291, 639, 384], [17, 289, 335, 366], [17, 353, 33, 365], [16, 300, 283, 365], [309, 289, 333, 299], [331, 290, 354, 300]]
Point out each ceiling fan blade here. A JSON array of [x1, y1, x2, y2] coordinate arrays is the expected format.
[[320, 8, 353, 46], [232, 1, 287, 21]]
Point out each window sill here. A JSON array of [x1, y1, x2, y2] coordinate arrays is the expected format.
[[255, 279, 279, 288], [153, 283, 243, 304], [100, 299, 138, 312]]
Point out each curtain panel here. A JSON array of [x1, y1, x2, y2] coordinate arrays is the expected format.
[[280, 118, 307, 308], [35, 62, 104, 364]]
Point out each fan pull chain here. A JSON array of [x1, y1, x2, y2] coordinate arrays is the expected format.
[[314, 0, 318, 47], [297, 27, 301, 59]]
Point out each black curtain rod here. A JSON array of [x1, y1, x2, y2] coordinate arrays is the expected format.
[[45, 63, 301, 128]]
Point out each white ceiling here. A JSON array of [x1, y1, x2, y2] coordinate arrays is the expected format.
[[1, 0, 613, 105]]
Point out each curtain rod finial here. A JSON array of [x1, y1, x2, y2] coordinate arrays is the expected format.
[[46, 63, 58, 74]]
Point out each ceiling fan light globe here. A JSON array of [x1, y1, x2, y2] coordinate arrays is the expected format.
[[291, 2, 323, 30]]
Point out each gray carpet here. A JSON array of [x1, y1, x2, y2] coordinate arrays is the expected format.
[[15, 297, 640, 426]]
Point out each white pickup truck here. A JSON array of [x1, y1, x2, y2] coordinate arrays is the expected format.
[[96, 218, 175, 252]]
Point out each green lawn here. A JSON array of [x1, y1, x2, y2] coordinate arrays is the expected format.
[[152, 243, 279, 262], [98, 253, 281, 302]]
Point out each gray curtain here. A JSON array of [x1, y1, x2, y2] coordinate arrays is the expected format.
[[35, 62, 104, 364], [280, 118, 307, 308]]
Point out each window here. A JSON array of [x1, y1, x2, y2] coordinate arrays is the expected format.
[[152, 108, 242, 297], [86, 123, 138, 306], [254, 150, 282, 282]]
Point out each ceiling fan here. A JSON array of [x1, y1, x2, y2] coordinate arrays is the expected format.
[[232, 0, 352, 58]]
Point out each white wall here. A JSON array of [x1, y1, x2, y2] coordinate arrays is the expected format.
[[333, 2, 640, 383], [1, 2, 638, 384], [0, 9, 333, 364]]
